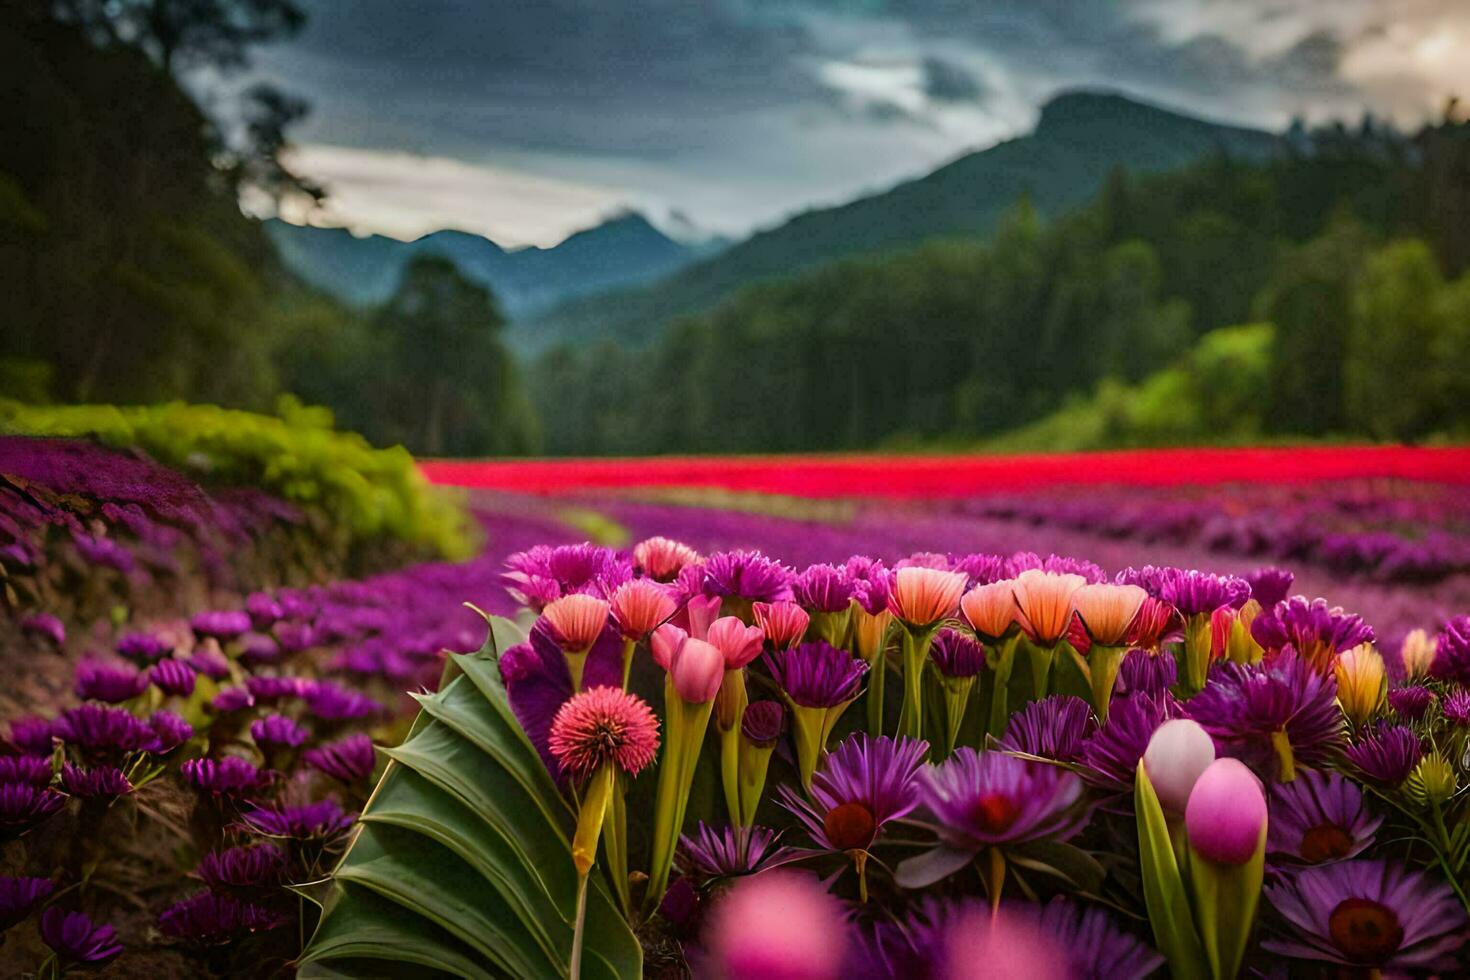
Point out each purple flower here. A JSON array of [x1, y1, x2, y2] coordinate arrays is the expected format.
[[0, 876, 54, 930], [1245, 566, 1295, 607], [680, 823, 805, 879], [145, 711, 194, 754], [191, 610, 251, 640], [116, 631, 169, 662], [60, 764, 131, 799], [1188, 653, 1345, 779], [499, 624, 625, 778], [181, 757, 273, 797], [197, 843, 289, 893], [843, 556, 893, 615], [245, 592, 284, 628], [212, 687, 255, 713], [1250, 597, 1375, 674], [740, 700, 785, 745], [303, 734, 376, 783], [921, 749, 1087, 850], [701, 550, 794, 603], [303, 681, 381, 721], [1114, 648, 1176, 701], [7, 717, 55, 756], [1387, 685, 1433, 721], [241, 800, 354, 840], [20, 613, 65, 647], [72, 533, 133, 572], [502, 543, 631, 610], [1268, 769, 1382, 864], [779, 734, 928, 853], [149, 659, 196, 697], [53, 704, 153, 755], [0, 755, 53, 786], [273, 621, 318, 653], [1008, 552, 1107, 584], [0, 783, 65, 838], [998, 695, 1096, 764], [765, 641, 868, 708], [250, 714, 309, 750], [159, 891, 290, 946], [1443, 689, 1470, 726], [1344, 724, 1422, 786], [187, 645, 231, 680], [929, 628, 986, 679], [239, 633, 281, 665], [74, 659, 148, 703], [245, 675, 307, 704], [1080, 693, 1184, 789], [1263, 860, 1467, 970], [1430, 615, 1470, 684], [948, 552, 1009, 588], [39, 907, 122, 965], [791, 564, 854, 613], [1156, 568, 1250, 616]]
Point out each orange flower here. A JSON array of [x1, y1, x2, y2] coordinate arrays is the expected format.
[[887, 567, 967, 629], [960, 581, 1018, 639], [1011, 570, 1086, 646], [541, 594, 611, 652], [1072, 583, 1147, 646]]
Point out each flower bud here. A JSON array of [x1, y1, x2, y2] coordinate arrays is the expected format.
[[1398, 628, 1436, 680], [706, 617, 765, 669], [1334, 644, 1386, 727], [609, 579, 676, 640], [1143, 719, 1216, 815], [960, 581, 1018, 639], [754, 601, 810, 650], [1185, 758, 1266, 865], [889, 567, 966, 629], [669, 638, 724, 704]]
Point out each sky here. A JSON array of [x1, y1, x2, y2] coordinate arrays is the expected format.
[[232, 0, 1470, 247]]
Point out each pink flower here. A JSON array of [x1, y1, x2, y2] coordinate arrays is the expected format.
[[633, 536, 700, 582], [939, 905, 1070, 980], [704, 872, 848, 980], [548, 686, 660, 780], [1072, 584, 1147, 646], [541, 594, 611, 652], [959, 581, 1018, 639], [888, 567, 967, 629], [707, 617, 765, 669], [1012, 570, 1087, 646], [651, 625, 724, 703], [1185, 758, 1266, 865], [609, 579, 676, 640], [1142, 719, 1215, 815], [754, 601, 811, 650], [684, 594, 723, 640]]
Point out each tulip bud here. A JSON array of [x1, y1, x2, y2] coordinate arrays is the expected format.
[[706, 617, 765, 670], [1398, 628, 1436, 680], [669, 638, 723, 704], [959, 581, 1018, 639], [650, 624, 686, 671], [1185, 759, 1266, 865], [1143, 720, 1216, 816], [1334, 644, 1386, 727]]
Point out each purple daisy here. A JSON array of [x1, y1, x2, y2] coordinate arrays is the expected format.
[[250, 714, 309, 750], [303, 733, 377, 783], [1263, 859, 1467, 970], [116, 631, 170, 663], [1268, 769, 1383, 864], [7, 716, 55, 756], [303, 681, 381, 721], [1114, 648, 1176, 701], [149, 659, 197, 698], [765, 641, 868, 709], [190, 609, 252, 640], [779, 734, 928, 853], [680, 823, 806, 879], [74, 659, 148, 703], [1155, 568, 1250, 616], [1250, 597, 1375, 674], [1245, 566, 1296, 608], [39, 907, 122, 965], [239, 633, 281, 665], [241, 799, 355, 840], [1430, 615, 1470, 684], [1344, 724, 1422, 786], [60, 764, 131, 799], [0, 875, 54, 930], [187, 645, 231, 680], [1080, 692, 1185, 789], [947, 552, 1009, 589], [0, 755, 53, 786], [245, 675, 306, 704], [843, 556, 893, 614], [245, 592, 284, 628], [701, 550, 794, 604], [273, 621, 318, 653], [212, 687, 256, 712], [1386, 685, 1433, 721], [1443, 689, 1470, 726], [145, 711, 194, 754], [159, 891, 291, 946], [53, 704, 153, 755], [1188, 652, 1345, 780], [181, 757, 274, 797], [921, 749, 1087, 851], [20, 613, 65, 648], [929, 629, 986, 679], [197, 842, 289, 892], [791, 563, 854, 613], [997, 695, 1097, 764], [0, 783, 65, 838], [502, 543, 631, 611]]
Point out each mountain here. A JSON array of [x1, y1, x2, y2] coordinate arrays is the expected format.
[[516, 90, 1282, 352], [265, 210, 708, 318]]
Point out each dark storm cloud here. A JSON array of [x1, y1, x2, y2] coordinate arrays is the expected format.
[[921, 57, 986, 102]]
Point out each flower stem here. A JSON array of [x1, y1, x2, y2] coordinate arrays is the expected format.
[[866, 648, 887, 736], [1088, 645, 1125, 722], [570, 870, 589, 980], [619, 638, 636, 691], [604, 773, 631, 917], [897, 627, 935, 740], [987, 634, 1019, 737], [645, 681, 714, 915]]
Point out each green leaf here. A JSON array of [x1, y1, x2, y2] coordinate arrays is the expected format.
[[1134, 761, 1208, 980], [1187, 828, 1265, 980], [297, 883, 484, 978]]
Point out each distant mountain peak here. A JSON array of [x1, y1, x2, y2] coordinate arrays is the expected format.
[[1036, 89, 1257, 139]]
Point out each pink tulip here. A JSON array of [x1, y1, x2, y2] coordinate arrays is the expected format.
[[1143, 719, 1215, 815], [707, 617, 765, 669], [654, 629, 724, 704], [684, 594, 723, 640], [651, 624, 687, 671], [706, 872, 848, 980], [1185, 758, 1267, 865]]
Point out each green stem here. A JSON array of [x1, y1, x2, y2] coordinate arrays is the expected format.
[[565, 649, 589, 694], [570, 871, 589, 980], [1088, 645, 1125, 723], [866, 647, 887, 736], [737, 737, 775, 826], [720, 721, 742, 822], [942, 677, 977, 757], [619, 638, 636, 691], [604, 775, 630, 917], [987, 634, 1019, 738], [897, 627, 935, 740], [790, 704, 826, 793], [644, 682, 715, 915], [1024, 638, 1057, 702]]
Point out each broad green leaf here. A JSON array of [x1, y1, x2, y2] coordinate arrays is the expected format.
[[298, 882, 485, 978], [1134, 761, 1207, 980]]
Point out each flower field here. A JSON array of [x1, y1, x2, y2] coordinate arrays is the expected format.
[[3, 438, 1470, 977]]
